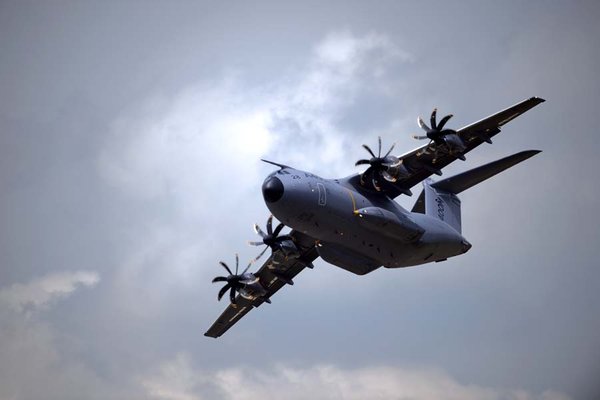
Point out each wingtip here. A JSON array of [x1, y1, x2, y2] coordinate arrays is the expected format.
[[516, 149, 543, 160], [525, 149, 542, 155]]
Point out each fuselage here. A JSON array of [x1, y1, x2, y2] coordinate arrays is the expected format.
[[261, 167, 471, 274]]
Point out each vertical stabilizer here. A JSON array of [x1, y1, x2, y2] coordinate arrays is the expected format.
[[423, 179, 462, 233], [412, 150, 542, 233]]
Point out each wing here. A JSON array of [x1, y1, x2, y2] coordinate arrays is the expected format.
[[365, 97, 545, 198], [204, 231, 318, 338]]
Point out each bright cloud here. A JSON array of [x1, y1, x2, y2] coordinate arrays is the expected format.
[[0, 271, 109, 399], [0, 271, 100, 313], [98, 31, 409, 215], [140, 354, 571, 400]]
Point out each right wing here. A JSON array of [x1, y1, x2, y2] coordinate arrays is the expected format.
[[204, 231, 318, 338], [366, 97, 545, 198]]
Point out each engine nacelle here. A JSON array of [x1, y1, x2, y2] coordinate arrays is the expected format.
[[383, 160, 411, 182], [443, 133, 466, 153]]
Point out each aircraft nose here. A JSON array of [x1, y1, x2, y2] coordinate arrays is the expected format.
[[262, 176, 284, 203], [461, 239, 472, 253]]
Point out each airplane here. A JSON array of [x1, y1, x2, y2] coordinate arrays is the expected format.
[[205, 96, 545, 338]]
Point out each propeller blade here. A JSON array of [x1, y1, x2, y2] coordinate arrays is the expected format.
[[377, 136, 382, 157], [219, 261, 233, 275], [362, 144, 376, 158], [241, 261, 253, 275], [235, 253, 239, 275], [248, 241, 264, 246], [383, 142, 396, 158], [212, 276, 228, 283], [218, 283, 231, 301], [412, 135, 429, 140], [254, 223, 266, 238], [355, 159, 371, 166], [437, 114, 453, 130], [430, 108, 438, 130], [417, 116, 430, 131], [266, 215, 273, 235], [251, 246, 269, 264], [272, 222, 285, 237], [229, 287, 236, 304]]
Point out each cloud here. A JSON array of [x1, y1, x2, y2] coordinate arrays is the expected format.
[[0, 271, 118, 400], [0, 315, 120, 400], [140, 354, 571, 400], [141, 354, 207, 400], [98, 31, 409, 211], [269, 31, 411, 174], [0, 270, 100, 313]]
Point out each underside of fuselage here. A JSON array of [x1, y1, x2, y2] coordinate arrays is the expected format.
[[262, 167, 470, 275]]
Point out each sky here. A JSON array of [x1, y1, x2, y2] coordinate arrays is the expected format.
[[1, 1, 599, 399]]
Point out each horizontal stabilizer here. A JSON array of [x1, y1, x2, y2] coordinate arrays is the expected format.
[[432, 150, 541, 194], [412, 150, 541, 213]]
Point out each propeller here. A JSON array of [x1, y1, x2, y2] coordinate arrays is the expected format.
[[355, 136, 405, 191], [413, 108, 466, 161], [413, 108, 456, 145], [212, 254, 251, 304], [248, 215, 293, 263]]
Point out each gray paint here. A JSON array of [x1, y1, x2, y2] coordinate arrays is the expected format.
[[263, 167, 468, 273]]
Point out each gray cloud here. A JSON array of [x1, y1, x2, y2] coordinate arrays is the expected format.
[[0, 273, 122, 400], [0, 270, 99, 313]]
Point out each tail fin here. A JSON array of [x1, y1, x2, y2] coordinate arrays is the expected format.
[[422, 179, 463, 233], [412, 150, 541, 233]]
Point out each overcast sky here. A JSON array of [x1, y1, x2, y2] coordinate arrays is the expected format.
[[1, 1, 599, 399]]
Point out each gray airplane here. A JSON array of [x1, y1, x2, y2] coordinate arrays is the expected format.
[[205, 96, 545, 338]]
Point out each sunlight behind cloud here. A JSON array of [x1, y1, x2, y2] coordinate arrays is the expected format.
[[99, 31, 408, 207], [227, 111, 272, 160], [97, 30, 411, 291]]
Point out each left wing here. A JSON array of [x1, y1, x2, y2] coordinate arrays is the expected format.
[[204, 231, 318, 338], [362, 97, 545, 198]]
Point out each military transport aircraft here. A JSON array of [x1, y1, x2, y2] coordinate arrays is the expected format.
[[205, 96, 545, 338]]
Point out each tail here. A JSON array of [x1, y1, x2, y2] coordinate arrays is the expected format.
[[411, 150, 541, 233]]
